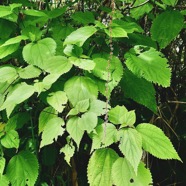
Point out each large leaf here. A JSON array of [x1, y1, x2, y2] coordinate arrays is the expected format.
[[1, 130, 19, 149], [151, 10, 184, 48], [64, 76, 98, 106], [46, 91, 68, 113], [136, 123, 181, 161], [66, 117, 84, 147], [40, 117, 65, 148], [38, 107, 58, 134], [120, 69, 157, 112], [0, 43, 19, 59], [112, 158, 153, 186], [41, 56, 72, 75], [118, 128, 142, 173], [130, 0, 153, 20], [87, 148, 119, 186], [18, 65, 41, 79], [0, 175, 9, 186], [0, 66, 18, 83], [6, 151, 39, 186], [64, 26, 97, 47], [69, 57, 95, 70], [78, 111, 98, 133], [125, 46, 171, 87], [91, 123, 117, 151], [22, 38, 56, 68], [0, 83, 35, 116]]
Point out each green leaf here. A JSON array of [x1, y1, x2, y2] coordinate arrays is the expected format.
[[120, 69, 157, 112], [0, 157, 6, 175], [161, 0, 178, 6], [47, 91, 68, 113], [112, 20, 143, 34], [130, 0, 153, 20], [0, 83, 35, 116], [136, 123, 181, 161], [118, 128, 142, 173], [112, 158, 153, 186], [0, 43, 19, 59], [64, 26, 97, 47], [38, 107, 57, 134], [79, 112, 98, 133], [40, 117, 64, 148], [72, 11, 95, 25], [0, 175, 9, 186], [87, 148, 119, 186], [108, 105, 128, 125], [64, 76, 98, 106], [69, 57, 95, 71], [66, 117, 84, 147], [22, 38, 56, 68], [0, 66, 18, 83], [41, 56, 72, 75], [0, 5, 12, 17], [125, 46, 171, 87], [6, 151, 39, 186], [64, 44, 83, 57], [105, 27, 128, 38], [18, 65, 41, 79], [1, 130, 19, 149], [0, 35, 28, 47], [91, 123, 117, 151], [151, 10, 184, 49], [23, 9, 48, 17], [60, 142, 75, 166]]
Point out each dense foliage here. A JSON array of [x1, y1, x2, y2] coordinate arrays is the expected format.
[[0, 0, 185, 185]]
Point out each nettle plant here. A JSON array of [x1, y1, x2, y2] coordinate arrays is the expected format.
[[0, 0, 184, 185]]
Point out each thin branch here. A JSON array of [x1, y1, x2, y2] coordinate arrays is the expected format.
[[168, 101, 186, 104], [130, 0, 150, 9]]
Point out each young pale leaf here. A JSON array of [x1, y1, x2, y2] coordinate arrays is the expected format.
[[136, 123, 181, 161], [60, 142, 75, 166], [69, 57, 95, 70], [22, 38, 56, 68], [0, 157, 6, 175], [120, 69, 157, 112], [39, 107, 57, 134], [118, 128, 142, 173], [41, 56, 72, 75], [40, 117, 65, 148], [91, 123, 117, 152], [66, 117, 84, 147], [6, 151, 39, 186], [0, 83, 35, 115], [89, 99, 109, 116], [125, 46, 171, 87], [0, 66, 18, 83], [46, 91, 68, 113], [18, 65, 41, 79], [108, 105, 128, 125], [112, 158, 153, 186], [87, 148, 119, 186], [120, 110, 136, 127], [78, 112, 98, 133], [0, 175, 9, 186], [151, 10, 184, 49], [1, 130, 19, 149], [105, 26, 128, 38], [23, 9, 48, 17], [64, 26, 97, 47], [64, 76, 98, 106], [0, 5, 12, 17]]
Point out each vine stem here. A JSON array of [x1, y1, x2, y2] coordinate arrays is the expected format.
[[103, 0, 115, 143]]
